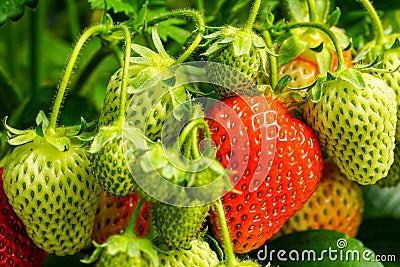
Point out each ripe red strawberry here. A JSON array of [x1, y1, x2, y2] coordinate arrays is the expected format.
[[206, 94, 323, 254], [0, 167, 48, 266], [277, 159, 364, 238], [92, 190, 151, 244]]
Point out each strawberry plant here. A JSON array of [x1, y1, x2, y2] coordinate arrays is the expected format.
[[0, 0, 399, 266]]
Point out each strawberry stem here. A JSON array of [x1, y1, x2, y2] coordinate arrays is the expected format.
[[357, 0, 384, 46], [262, 30, 278, 88], [124, 198, 144, 238], [146, 10, 206, 65], [244, 0, 262, 33], [214, 199, 238, 266], [48, 24, 107, 132], [178, 118, 212, 157], [114, 25, 132, 127], [283, 22, 345, 72]]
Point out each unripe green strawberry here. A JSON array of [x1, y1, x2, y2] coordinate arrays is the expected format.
[[158, 239, 219, 267], [303, 72, 397, 184], [90, 133, 135, 197], [363, 34, 400, 140], [152, 200, 209, 250], [203, 26, 269, 97], [126, 84, 188, 142], [377, 146, 400, 187], [91, 28, 188, 197], [278, 159, 364, 238], [98, 65, 145, 127], [3, 136, 101, 255]]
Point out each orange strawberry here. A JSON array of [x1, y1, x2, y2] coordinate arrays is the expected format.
[[277, 159, 364, 238]]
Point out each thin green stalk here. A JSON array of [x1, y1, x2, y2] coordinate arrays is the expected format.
[[244, 0, 262, 32], [198, 0, 204, 15], [146, 10, 206, 64], [262, 30, 278, 89], [114, 25, 132, 127], [283, 22, 345, 72], [66, 0, 80, 39], [307, 0, 318, 22], [357, 0, 385, 46], [191, 128, 201, 159], [124, 199, 144, 237], [214, 199, 238, 267], [178, 118, 212, 156], [48, 25, 107, 131]]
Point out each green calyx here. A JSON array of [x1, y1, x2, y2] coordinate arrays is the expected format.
[[308, 68, 366, 103], [203, 26, 270, 74], [127, 27, 175, 95], [83, 199, 159, 267], [82, 235, 158, 267], [4, 111, 95, 152]]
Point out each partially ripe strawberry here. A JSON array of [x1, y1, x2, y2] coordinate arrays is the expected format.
[[278, 57, 319, 88], [0, 167, 48, 267], [206, 95, 323, 253], [92, 190, 151, 244], [277, 159, 364, 238]]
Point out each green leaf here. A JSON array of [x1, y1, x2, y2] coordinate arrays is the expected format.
[[390, 37, 400, 50], [232, 35, 252, 57], [315, 47, 332, 75], [35, 122, 45, 138], [7, 131, 37, 146], [107, 236, 128, 255], [338, 68, 365, 90], [282, 0, 330, 23], [277, 36, 307, 67], [126, 239, 139, 258], [0, 0, 38, 26], [89, 126, 118, 153], [153, 19, 190, 45], [362, 184, 400, 220], [326, 8, 341, 27], [131, 44, 159, 59], [274, 75, 292, 94], [308, 76, 326, 102], [170, 86, 190, 121], [87, 0, 136, 16], [35, 110, 49, 128], [257, 230, 384, 267], [137, 238, 159, 267]]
